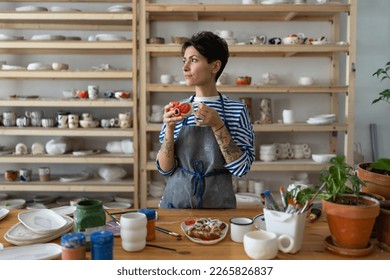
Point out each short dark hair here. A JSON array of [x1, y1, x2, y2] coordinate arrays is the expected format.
[[182, 31, 229, 81]]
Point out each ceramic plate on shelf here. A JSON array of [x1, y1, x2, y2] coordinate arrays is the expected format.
[[181, 218, 228, 245], [0, 34, 24, 41], [18, 209, 67, 234], [49, 6, 81, 12], [0, 208, 10, 221], [107, 5, 132, 12], [16, 6, 48, 12], [30, 34, 66, 41], [72, 149, 100, 156], [2, 65, 27, 70], [95, 34, 127, 41], [59, 172, 90, 182], [0, 243, 61, 260]]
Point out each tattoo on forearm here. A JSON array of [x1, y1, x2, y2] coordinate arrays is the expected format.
[[215, 129, 243, 163], [161, 137, 173, 158]]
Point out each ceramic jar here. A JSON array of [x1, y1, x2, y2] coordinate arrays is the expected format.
[[120, 212, 147, 252], [74, 199, 106, 250]]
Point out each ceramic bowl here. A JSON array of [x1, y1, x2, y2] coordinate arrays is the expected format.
[[312, 154, 336, 163], [147, 37, 165, 44], [171, 36, 188, 44]]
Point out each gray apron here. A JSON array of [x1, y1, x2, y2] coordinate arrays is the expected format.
[[159, 94, 236, 209]]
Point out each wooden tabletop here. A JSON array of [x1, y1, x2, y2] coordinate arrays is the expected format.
[[0, 208, 389, 260]]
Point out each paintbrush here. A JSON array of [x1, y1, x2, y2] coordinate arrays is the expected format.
[[156, 226, 182, 240], [105, 209, 120, 226], [280, 186, 287, 210]]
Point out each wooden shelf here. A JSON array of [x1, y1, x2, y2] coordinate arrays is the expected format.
[[146, 44, 349, 57], [0, 127, 134, 137], [0, 98, 133, 107], [0, 70, 133, 79], [0, 153, 134, 164], [145, 4, 350, 22], [146, 84, 349, 93]]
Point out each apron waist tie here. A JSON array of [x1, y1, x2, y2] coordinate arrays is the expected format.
[[179, 160, 228, 208]]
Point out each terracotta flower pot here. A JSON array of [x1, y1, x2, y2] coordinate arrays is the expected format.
[[357, 162, 390, 199], [376, 200, 390, 252], [322, 194, 380, 249]]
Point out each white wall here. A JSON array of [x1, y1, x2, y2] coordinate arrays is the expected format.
[[355, 0, 390, 161]]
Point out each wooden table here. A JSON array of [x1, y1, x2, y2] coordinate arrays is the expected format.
[[0, 208, 389, 260]]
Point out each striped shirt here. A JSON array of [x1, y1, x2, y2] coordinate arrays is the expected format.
[[157, 94, 255, 177]]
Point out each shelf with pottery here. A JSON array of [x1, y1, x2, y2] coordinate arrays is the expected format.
[[0, 98, 134, 108], [144, 3, 350, 20], [0, 0, 139, 207], [0, 179, 135, 193], [146, 44, 349, 57], [139, 1, 355, 207]]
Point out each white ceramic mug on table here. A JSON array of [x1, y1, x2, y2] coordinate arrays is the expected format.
[[230, 217, 253, 243], [243, 230, 294, 259]]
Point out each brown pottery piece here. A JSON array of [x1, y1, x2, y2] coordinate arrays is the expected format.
[[357, 162, 390, 199]]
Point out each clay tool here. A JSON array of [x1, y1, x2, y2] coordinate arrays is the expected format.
[[105, 209, 120, 226], [263, 189, 281, 211], [280, 186, 287, 210], [146, 244, 176, 251]]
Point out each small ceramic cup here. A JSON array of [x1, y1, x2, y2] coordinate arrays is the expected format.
[[160, 74, 175, 84], [19, 168, 32, 182], [282, 109, 295, 124], [38, 167, 51, 182], [230, 217, 254, 243]]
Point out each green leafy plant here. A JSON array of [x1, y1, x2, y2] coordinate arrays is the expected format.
[[318, 155, 364, 201], [372, 61, 390, 105]]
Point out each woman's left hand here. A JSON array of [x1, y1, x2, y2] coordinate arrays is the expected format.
[[194, 103, 224, 129]]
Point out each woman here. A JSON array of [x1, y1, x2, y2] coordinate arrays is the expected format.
[[156, 31, 255, 209]]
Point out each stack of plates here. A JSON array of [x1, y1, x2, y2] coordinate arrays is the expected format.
[[4, 209, 73, 246], [0, 243, 62, 260], [27, 62, 52, 71], [95, 34, 127, 41], [0, 34, 24, 41], [49, 6, 81, 12], [16, 6, 48, 12], [30, 34, 66, 41], [306, 114, 336, 125], [107, 5, 132, 12]]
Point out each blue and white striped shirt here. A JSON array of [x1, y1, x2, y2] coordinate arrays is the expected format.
[[157, 94, 255, 177]]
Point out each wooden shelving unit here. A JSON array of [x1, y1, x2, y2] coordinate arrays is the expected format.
[[0, 0, 139, 207], [139, 0, 356, 208]]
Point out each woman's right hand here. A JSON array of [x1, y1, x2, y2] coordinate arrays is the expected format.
[[163, 102, 183, 128]]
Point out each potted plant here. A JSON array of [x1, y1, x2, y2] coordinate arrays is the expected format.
[[318, 155, 380, 249], [356, 61, 390, 198], [371, 60, 390, 105]]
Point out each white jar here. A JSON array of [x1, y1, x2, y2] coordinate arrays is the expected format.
[[120, 213, 147, 252]]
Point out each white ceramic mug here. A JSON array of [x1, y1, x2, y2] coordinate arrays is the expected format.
[[19, 168, 32, 182], [38, 167, 50, 182], [41, 118, 54, 128], [298, 76, 314, 85], [68, 114, 79, 128], [230, 217, 253, 243], [282, 109, 295, 124], [2, 111, 16, 127], [88, 85, 99, 99], [120, 213, 147, 252], [100, 119, 111, 128], [243, 230, 295, 260], [16, 116, 30, 127], [160, 74, 174, 84]]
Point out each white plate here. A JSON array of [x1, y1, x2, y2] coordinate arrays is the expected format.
[[309, 114, 336, 120], [16, 6, 48, 12], [0, 34, 24, 41], [181, 219, 228, 245], [31, 34, 66, 41], [49, 6, 81, 12], [18, 209, 67, 234], [114, 196, 133, 204], [50, 205, 76, 216], [5, 215, 73, 244], [103, 202, 131, 209], [0, 208, 10, 221], [253, 213, 267, 230], [306, 118, 334, 125], [311, 41, 327, 45], [27, 62, 52, 71], [72, 149, 100, 156], [107, 5, 132, 12], [95, 34, 127, 41], [0, 243, 61, 260], [59, 172, 90, 182], [2, 65, 27, 70], [0, 199, 26, 209]]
